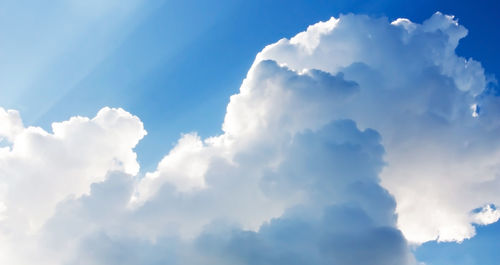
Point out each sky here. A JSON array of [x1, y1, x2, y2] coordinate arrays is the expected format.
[[0, 0, 500, 264]]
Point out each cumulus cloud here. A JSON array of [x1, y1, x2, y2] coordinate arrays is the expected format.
[[0, 11, 497, 265], [0, 107, 146, 232], [246, 12, 497, 243], [42, 120, 416, 265], [136, 11, 496, 244]]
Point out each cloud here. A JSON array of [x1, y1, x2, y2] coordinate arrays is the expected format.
[[244, 12, 496, 243], [0, 107, 146, 232], [0, 108, 24, 143], [136, 11, 496, 244], [0, 62, 416, 265], [471, 204, 500, 226], [0, 11, 497, 264], [42, 120, 416, 265], [195, 120, 415, 265]]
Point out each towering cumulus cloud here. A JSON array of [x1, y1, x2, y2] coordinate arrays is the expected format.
[[0, 12, 496, 264]]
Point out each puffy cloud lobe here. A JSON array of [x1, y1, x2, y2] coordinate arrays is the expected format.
[[471, 204, 500, 226], [196, 206, 411, 265], [134, 133, 209, 195], [0, 108, 23, 143], [222, 60, 358, 138], [0, 107, 146, 233], [257, 12, 486, 96]]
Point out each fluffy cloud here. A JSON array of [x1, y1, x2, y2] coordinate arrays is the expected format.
[[42, 120, 416, 265], [137, 12, 497, 244], [0, 108, 24, 143], [245, 12, 497, 243], [0, 11, 497, 265], [0, 57, 416, 265], [0, 107, 146, 231]]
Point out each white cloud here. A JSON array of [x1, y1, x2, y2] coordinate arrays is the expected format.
[[0, 108, 24, 143], [137, 11, 498, 244], [0, 10, 497, 265], [0, 107, 146, 233], [241, 12, 496, 243], [472, 204, 500, 226], [0, 62, 417, 265], [133, 132, 209, 197], [43, 120, 417, 265]]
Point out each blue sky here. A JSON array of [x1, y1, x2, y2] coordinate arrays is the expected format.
[[2, 0, 498, 170], [417, 221, 500, 265], [1, 1, 500, 264]]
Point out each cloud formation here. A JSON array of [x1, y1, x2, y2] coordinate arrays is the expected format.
[[40, 119, 415, 265], [0, 11, 497, 264], [247, 12, 497, 243], [0, 107, 145, 231]]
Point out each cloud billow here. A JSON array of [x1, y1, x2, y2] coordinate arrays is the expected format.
[[0, 11, 497, 264], [47, 119, 416, 265]]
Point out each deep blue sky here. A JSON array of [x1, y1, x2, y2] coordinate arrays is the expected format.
[[417, 221, 500, 265]]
